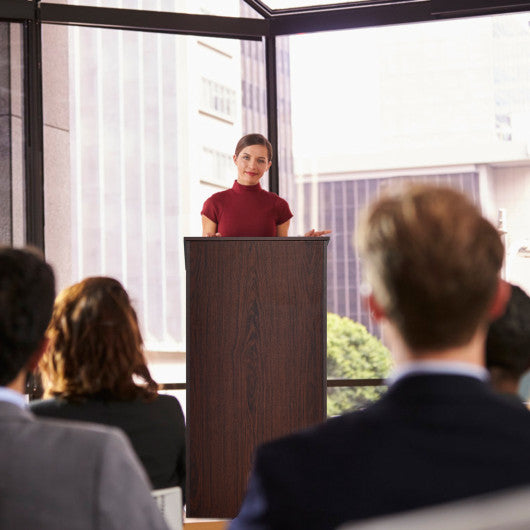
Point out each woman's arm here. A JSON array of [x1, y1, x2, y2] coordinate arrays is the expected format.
[[277, 219, 291, 237], [202, 215, 221, 237]]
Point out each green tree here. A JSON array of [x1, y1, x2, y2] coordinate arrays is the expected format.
[[327, 312, 393, 416]]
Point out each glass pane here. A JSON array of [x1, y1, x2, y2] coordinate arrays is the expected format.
[[0, 23, 24, 247], [280, 12, 530, 355], [327, 311, 392, 416], [327, 385, 387, 417], [327, 312, 392, 378], [42, 24, 266, 382], [43, 0, 264, 18]]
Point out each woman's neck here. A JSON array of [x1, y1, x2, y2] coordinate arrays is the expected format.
[[234, 180, 261, 190]]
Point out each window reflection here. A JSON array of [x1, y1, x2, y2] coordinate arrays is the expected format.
[[40, 8, 530, 403], [42, 18, 268, 358], [282, 12, 530, 353]]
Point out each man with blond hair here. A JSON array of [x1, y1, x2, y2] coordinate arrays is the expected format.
[[230, 185, 530, 530]]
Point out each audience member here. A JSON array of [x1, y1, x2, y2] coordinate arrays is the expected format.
[[230, 185, 530, 530], [0, 247, 168, 529], [31, 276, 186, 495], [486, 284, 530, 401]]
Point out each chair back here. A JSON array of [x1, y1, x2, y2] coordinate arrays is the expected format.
[[151, 486, 183, 530]]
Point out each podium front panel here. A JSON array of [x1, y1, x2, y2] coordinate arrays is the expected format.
[[185, 237, 327, 518]]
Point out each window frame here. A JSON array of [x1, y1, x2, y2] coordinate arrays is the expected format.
[[1, 0, 528, 398]]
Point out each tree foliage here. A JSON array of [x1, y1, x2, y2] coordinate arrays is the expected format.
[[327, 312, 393, 416]]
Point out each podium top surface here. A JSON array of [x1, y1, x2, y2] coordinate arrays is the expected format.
[[184, 237, 330, 242], [183, 237, 330, 271]]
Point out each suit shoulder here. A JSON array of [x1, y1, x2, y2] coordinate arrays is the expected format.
[[29, 397, 62, 415], [154, 393, 185, 416], [34, 413, 127, 446], [257, 411, 366, 460]]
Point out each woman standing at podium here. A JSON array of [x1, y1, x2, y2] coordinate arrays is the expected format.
[[201, 133, 330, 237]]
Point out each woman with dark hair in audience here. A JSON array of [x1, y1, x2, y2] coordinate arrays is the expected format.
[[486, 283, 530, 403], [31, 276, 186, 495]]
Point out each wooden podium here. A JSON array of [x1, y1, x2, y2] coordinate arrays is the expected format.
[[184, 237, 329, 518]]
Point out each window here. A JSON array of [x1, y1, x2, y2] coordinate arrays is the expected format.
[[280, 12, 530, 414], [41, 22, 266, 394], [200, 77, 238, 122], [201, 146, 234, 187]]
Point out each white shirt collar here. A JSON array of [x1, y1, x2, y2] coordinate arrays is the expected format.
[[0, 387, 28, 409], [387, 361, 489, 387]]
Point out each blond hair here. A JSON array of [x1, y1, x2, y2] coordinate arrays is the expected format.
[[358, 185, 504, 352]]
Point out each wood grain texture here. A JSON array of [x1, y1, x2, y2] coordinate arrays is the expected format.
[[185, 238, 328, 518]]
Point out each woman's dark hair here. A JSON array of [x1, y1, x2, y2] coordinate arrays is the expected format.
[[235, 133, 273, 161], [40, 276, 158, 401], [486, 284, 530, 378]]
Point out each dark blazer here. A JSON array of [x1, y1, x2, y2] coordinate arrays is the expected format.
[[31, 393, 185, 493], [230, 374, 530, 530]]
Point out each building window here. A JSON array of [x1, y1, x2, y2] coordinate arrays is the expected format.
[[202, 146, 234, 187], [200, 77, 237, 122]]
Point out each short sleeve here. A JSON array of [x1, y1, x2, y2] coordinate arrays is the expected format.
[[201, 196, 218, 223], [275, 196, 293, 226]]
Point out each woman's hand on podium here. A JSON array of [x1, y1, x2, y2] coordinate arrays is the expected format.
[[304, 229, 332, 237], [204, 232, 222, 237]]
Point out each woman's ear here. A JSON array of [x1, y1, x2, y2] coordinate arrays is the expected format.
[[488, 279, 511, 321]]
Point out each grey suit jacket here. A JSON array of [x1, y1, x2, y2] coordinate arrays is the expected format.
[[0, 401, 169, 530]]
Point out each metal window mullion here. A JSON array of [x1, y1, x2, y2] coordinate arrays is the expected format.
[[39, 4, 267, 41], [23, 9, 44, 252], [265, 34, 278, 194], [0, 1, 35, 21]]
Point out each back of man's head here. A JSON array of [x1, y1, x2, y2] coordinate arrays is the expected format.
[[486, 284, 530, 384], [359, 185, 504, 352], [0, 247, 55, 386]]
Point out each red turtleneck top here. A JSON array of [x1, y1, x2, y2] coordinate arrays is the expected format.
[[201, 180, 293, 237]]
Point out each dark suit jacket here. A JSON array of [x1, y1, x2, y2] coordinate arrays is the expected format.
[[230, 374, 530, 530], [31, 393, 185, 493]]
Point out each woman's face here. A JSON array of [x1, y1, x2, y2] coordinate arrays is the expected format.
[[233, 144, 271, 186]]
